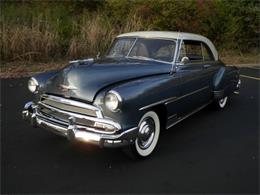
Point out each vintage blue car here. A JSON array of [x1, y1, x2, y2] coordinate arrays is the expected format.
[[22, 31, 240, 157]]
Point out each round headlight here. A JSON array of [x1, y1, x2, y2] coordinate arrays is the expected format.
[[28, 77, 39, 93], [104, 91, 122, 112]]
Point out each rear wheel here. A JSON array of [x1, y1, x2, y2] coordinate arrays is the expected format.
[[214, 96, 228, 109]]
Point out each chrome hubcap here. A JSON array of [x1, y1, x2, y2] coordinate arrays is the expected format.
[[137, 117, 155, 149]]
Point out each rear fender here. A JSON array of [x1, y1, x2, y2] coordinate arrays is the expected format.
[[212, 66, 239, 99]]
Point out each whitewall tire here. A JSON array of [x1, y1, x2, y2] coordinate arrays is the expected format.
[[133, 111, 160, 158], [214, 96, 228, 109], [218, 96, 228, 108]]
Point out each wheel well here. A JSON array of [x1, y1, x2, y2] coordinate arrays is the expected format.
[[151, 105, 168, 130]]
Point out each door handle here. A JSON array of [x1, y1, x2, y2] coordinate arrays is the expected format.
[[203, 64, 211, 69]]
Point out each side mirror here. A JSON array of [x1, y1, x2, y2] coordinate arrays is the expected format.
[[180, 56, 189, 64]]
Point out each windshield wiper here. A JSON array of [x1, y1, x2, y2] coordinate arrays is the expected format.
[[127, 55, 159, 62]]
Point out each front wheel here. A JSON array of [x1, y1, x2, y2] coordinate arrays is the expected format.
[[125, 111, 160, 158]]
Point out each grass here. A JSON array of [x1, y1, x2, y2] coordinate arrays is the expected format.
[[0, 1, 258, 78], [219, 50, 260, 65]]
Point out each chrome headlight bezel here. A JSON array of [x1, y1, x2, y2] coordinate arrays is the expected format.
[[28, 77, 39, 94], [104, 90, 122, 112]]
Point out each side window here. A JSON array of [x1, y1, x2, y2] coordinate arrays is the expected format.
[[181, 40, 203, 62], [201, 43, 214, 61], [179, 40, 215, 63]]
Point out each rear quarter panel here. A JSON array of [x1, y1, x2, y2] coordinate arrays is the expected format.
[[213, 64, 239, 99]]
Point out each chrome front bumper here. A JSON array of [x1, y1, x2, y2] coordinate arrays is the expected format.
[[22, 101, 138, 148]]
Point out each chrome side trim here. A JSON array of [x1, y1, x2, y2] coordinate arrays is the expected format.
[[101, 127, 138, 140], [38, 102, 121, 130], [166, 101, 211, 129], [170, 86, 209, 103], [168, 114, 177, 120], [139, 96, 177, 111], [139, 85, 209, 111], [41, 94, 103, 118]]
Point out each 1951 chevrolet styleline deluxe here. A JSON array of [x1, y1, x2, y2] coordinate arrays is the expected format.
[[22, 31, 240, 157]]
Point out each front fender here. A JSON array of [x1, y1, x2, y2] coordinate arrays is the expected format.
[[94, 74, 179, 130], [33, 71, 58, 89], [31, 71, 58, 101]]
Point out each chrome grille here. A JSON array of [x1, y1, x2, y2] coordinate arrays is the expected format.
[[40, 95, 98, 117], [39, 106, 95, 127], [36, 94, 120, 134]]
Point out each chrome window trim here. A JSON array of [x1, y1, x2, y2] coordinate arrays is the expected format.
[[117, 31, 218, 60], [112, 36, 177, 64], [175, 40, 216, 65], [126, 38, 138, 56]]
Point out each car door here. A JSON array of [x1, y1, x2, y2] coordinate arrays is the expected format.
[[175, 40, 213, 117]]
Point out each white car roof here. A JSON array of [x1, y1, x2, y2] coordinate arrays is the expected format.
[[117, 31, 218, 60]]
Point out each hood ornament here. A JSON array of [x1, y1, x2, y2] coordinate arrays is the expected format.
[[58, 84, 78, 92]]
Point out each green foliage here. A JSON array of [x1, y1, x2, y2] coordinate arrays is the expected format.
[[0, 0, 259, 62]]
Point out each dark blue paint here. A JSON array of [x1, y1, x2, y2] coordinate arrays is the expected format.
[[32, 57, 239, 131]]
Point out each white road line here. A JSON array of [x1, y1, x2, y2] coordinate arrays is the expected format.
[[245, 66, 260, 70], [240, 74, 260, 81]]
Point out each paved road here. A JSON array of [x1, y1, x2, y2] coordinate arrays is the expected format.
[[1, 67, 259, 194]]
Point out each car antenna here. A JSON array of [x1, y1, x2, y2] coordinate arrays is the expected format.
[[171, 31, 181, 74]]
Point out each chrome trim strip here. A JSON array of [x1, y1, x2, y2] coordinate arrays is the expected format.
[[126, 38, 138, 56], [125, 37, 177, 64], [41, 94, 103, 118], [127, 56, 173, 65], [38, 102, 121, 130], [168, 114, 177, 120], [37, 117, 68, 136], [166, 101, 211, 129], [108, 90, 122, 102], [139, 96, 177, 111], [139, 86, 209, 111], [36, 115, 138, 145], [101, 127, 138, 140], [174, 86, 209, 102], [37, 111, 68, 126], [37, 110, 119, 135]]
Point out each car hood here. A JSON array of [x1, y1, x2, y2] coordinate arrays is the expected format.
[[43, 58, 171, 102]]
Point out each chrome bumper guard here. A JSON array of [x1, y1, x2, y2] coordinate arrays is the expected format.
[[22, 101, 138, 148]]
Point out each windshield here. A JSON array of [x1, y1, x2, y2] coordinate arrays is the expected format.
[[107, 38, 176, 63]]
